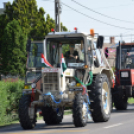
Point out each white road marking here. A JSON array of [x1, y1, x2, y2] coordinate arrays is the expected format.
[[104, 123, 123, 129]]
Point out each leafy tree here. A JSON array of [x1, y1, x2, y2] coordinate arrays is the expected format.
[[61, 22, 68, 31], [30, 7, 46, 39], [4, 0, 68, 38], [0, 0, 68, 79], [0, 20, 27, 77], [0, 14, 8, 80], [45, 14, 55, 34]]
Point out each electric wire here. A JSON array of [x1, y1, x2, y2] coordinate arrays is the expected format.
[[61, 2, 134, 30], [71, 0, 134, 24]]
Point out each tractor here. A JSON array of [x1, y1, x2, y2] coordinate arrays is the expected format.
[[18, 29, 114, 129], [113, 42, 134, 110]]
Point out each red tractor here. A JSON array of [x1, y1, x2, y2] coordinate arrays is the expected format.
[[113, 42, 134, 110]]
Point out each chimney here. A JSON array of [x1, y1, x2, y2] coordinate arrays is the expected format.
[[3, 2, 7, 9], [110, 37, 115, 44]]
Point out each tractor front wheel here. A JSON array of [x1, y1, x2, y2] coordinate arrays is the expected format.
[[73, 93, 88, 127], [18, 95, 37, 129]]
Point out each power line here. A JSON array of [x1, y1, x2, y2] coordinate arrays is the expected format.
[[71, 0, 134, 24], [61, 2, 134, 30], [104, 34, 134, 37], [94, 3, 134, 10]]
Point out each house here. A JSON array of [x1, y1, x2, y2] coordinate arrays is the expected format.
[[103, 37, 117, 67]]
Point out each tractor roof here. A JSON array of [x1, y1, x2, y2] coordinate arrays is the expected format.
[[46, 31, 93, 38]]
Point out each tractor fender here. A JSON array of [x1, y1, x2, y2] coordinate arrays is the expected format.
[[92, 67, 114, 88]]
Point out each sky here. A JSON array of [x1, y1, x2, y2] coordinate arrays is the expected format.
[[1, 0, 134, 43]]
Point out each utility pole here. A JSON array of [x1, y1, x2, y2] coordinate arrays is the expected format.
[[55, 0, 62, 32]]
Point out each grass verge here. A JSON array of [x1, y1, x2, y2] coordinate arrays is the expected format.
[[128, 98, 134, 104]]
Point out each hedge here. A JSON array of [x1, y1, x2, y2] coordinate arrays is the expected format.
[[0, 80, 24, 126]]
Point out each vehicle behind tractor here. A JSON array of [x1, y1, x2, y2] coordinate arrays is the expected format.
[[18, 29, 114, 129], [113, 42, 134, 110]]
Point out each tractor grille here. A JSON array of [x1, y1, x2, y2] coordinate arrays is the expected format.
[[44, 73, 59, 90], [120, 71, 131, 85]]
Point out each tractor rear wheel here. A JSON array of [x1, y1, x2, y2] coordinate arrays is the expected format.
[[113, 94, 128, 110], [18, 95, 37, 129], [89, 74, 111, 122], [42, 107, 63, 125], [73, 93, 88, 127]]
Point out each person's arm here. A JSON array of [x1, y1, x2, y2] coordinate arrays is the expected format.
[[74, 51, 79, 60]]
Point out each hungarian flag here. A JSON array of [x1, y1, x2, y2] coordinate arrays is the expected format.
[[41, 54, 53, 68], [61, 54, 67, 77]]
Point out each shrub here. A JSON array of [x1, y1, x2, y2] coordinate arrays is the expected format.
[[0, 80, 24, 126]]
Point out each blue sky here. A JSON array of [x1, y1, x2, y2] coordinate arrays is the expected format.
[[1, 0, 134, 43]]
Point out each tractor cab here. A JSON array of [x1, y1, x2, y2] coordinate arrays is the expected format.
[[116, 45, 134, 70], [25, 40, 44, 85]]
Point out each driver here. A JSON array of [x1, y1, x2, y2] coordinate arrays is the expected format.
[[64, 44, 79, 62]]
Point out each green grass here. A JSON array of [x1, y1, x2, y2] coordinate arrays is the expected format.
[[64, 110, 72, 115], [128, 98, 134, 104]]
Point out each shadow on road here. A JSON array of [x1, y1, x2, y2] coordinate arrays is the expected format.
[[0, 121, 94, 133], [112, 104, 134, 114]]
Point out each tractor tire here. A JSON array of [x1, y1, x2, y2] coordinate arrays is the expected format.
[[89, 74, 112, 122], [42, 107, 63, 125], [113, 95, 128, 110], [73, 93, 88, 127], [18, 95, 37, 129]]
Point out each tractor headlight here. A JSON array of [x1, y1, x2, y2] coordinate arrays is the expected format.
[[31, 83, 36, 89], [121, 72, 128, 78], [24, 85, 29, 89]]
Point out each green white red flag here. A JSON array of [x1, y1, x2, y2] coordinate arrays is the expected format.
[[61, 54, 67, 77], [41, 54, 53, 68]]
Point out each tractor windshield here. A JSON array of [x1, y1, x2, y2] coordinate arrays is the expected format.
[[46, 37, 85, 68], [27, 42, 43, 68], [116, 46, 134, 69]]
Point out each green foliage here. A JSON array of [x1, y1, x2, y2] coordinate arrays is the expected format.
[[62, 44, 69, 56], [0, 20, 27, 77], [61, 22, 68, 31], [0, 0, 68, 77], [0, 80, 24, 126], [128, 98, 134, 104], [112, 67, 115, 72]]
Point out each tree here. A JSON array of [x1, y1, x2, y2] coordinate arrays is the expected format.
[[45, 14, 55, 34], [5, 0, 68, 38], [0, 14, 8, 80], [0, 20, 27, 77], [61, 22, 68, 31], [30, 7, 46, 39], [0, 0, 68, 79]]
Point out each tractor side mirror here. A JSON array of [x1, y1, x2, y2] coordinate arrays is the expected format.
[[26, 39, 31, 52], [97, 36, 104, 49], [105, 47, 109, 58]]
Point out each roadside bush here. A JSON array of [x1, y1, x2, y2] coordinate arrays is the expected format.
[[0, 80, 24, 126]]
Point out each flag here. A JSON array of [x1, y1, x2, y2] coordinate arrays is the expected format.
[[61, 54, 67, 77], [41, 54, 53, 68]]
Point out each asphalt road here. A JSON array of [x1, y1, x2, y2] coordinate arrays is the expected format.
[[1, 105, 134, 134]]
